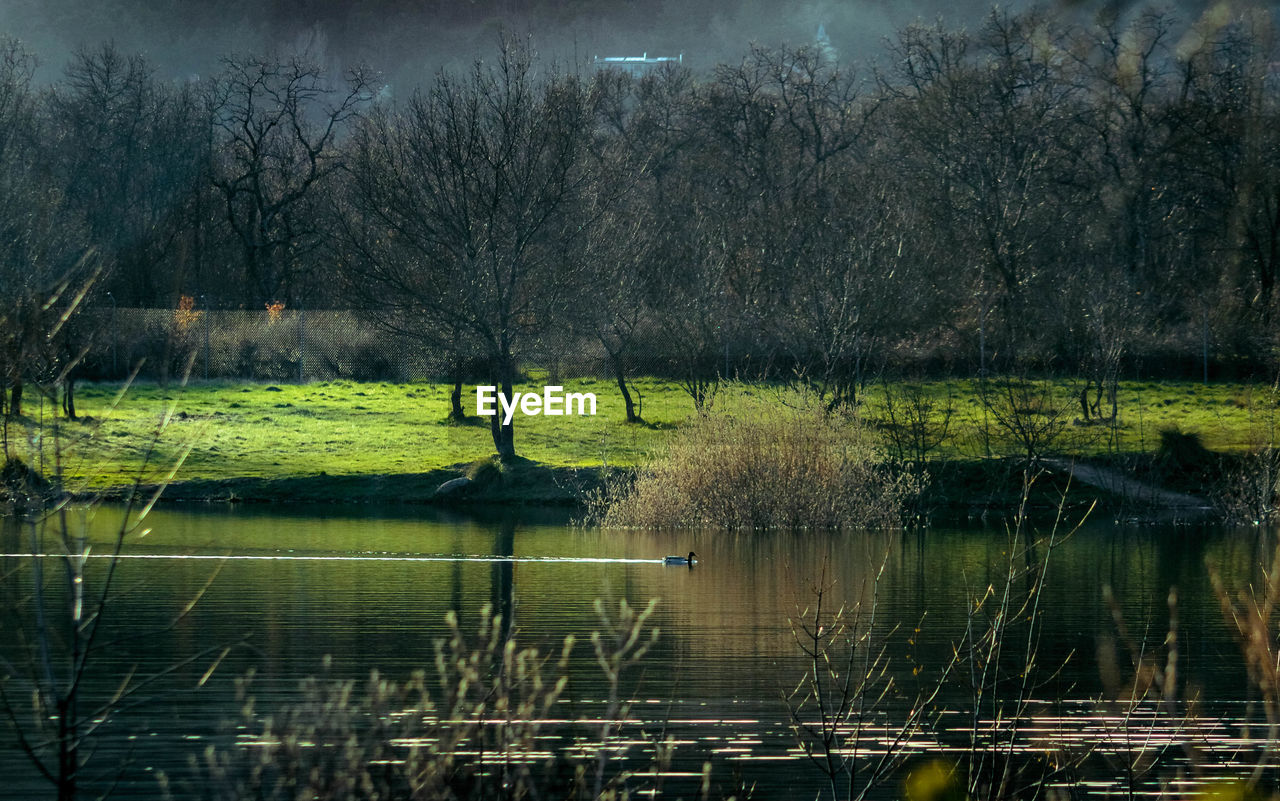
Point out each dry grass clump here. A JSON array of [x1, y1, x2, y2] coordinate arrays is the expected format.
[[596, 399, 920, 530]]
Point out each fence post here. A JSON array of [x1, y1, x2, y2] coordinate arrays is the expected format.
[[1202, 302, 1210, 386], [107, 292, 117, 378], [202, 295, 210, 381], [298, 301, 306, 384]]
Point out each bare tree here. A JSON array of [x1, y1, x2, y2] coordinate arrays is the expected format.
[[570, 185, 653, 424], [207, 49, 374, 306], [568, 67, 700, 423], [1173, 12, 1280, 344], [341, 40, 593, 459], [977, 377, 1074, 470], [883, 11, 1084, 371], [773, 167, 924, 410], [0, 38, 94, 428], [48, 45, 207, 304]]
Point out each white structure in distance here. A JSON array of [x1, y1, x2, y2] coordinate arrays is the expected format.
[[593, 52, 684, 76]]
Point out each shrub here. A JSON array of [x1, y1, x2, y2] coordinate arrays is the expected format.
[[1154, 426, 1222, 495], [1156, 426, 1214, 473], [163, 601, 682, 801], [1217, 447, 1280, 524], [975, 377, 1074, 465], [464, 456, 503, 487], [0, 456, 48, 505], [596, 398, 920, 530]]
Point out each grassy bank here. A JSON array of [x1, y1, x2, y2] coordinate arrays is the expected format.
[[4, 377, 1276, 507], [13, 378, 687, 490]]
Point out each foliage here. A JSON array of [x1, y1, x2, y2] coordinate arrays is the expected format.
[[595, 394, 920, 530], [174, 295, 203, 335]]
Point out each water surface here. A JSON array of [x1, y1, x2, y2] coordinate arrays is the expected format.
[[0, 505, 1272, 798]]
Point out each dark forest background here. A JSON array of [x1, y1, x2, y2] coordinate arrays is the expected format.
[[3, 3, 1280, 450]]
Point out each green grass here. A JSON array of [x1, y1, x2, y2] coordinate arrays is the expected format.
[[8, 378, 696, 489], [5, 377, 1280, 492], [861, 378, 1280, 458]]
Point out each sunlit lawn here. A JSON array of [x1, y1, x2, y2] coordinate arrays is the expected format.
[[8, 376, 1279, 489], [860, 378, 1280, 459], [21, 377, 694, 488]]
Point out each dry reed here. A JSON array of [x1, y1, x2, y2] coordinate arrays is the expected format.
[[597, 398, 920, 530]]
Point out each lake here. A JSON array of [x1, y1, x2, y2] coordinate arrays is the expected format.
[[0, 504, 1275, 799]]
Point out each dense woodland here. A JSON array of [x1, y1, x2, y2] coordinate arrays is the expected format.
[[2, 6, 1279, 455]]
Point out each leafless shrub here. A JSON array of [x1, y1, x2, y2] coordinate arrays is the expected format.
[[1218, 390, 1280, 525], [1, 363, 231, 801], [976, 378, 1075, 468], [874, 381, 955, 468], [935, 485, 1093, 799], [873, 382, 953, 520], [1211, 543, 1280, 785], [949, 534, 1071, 797], [1218, 448, 1280, 525], [1095, 586, 1203, 795], [787, 556, 949, 801], [169, 600, 705, 801], [596, 398, 921, 530]]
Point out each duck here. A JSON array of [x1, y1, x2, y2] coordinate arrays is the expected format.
[[663, 551, 697, 566]]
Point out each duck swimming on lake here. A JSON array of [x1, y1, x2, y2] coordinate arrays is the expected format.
[[664, 552, 697, 566]]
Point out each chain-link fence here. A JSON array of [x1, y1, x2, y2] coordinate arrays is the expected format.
[[69, 305, 1232, 386], [80, 308, 429, 382], [74, 308, 727, 384]]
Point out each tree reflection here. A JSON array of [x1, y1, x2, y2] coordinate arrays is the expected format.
[[491, 517, 516, 646]]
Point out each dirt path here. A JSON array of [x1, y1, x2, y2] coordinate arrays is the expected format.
[[1041, 457, 1214, 514]]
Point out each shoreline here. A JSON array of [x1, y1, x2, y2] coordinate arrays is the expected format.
[[93, 461, 610, 507], [80, 456, 1222, 525]]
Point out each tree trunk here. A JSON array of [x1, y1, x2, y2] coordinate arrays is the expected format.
[[488, 411, 505, 458], [449, 377, 466, 421], [57, 712, 76, 801], [497, 372, 516, 460], [447, 323, 468, 421], [62, 377, 76, 421], [488, 348, 517, 460], [610, 353, 638, 423], [10, 379, 22, 418]]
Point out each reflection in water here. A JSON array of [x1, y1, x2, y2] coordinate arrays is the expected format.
[[451, 527, 462, 616], [493, 518, 515, 646], [0, 505, 1276, 799]]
